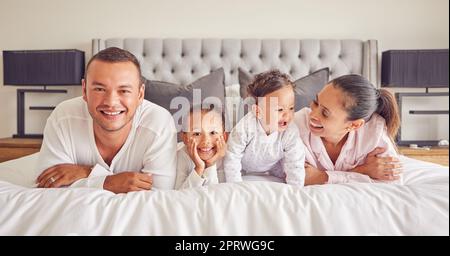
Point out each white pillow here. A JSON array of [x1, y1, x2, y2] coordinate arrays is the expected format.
[[0, 153, 39, 188]]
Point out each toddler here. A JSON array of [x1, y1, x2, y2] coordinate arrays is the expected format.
[[224, 70, 305, 186]]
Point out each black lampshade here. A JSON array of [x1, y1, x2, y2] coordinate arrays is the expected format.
[[3, 49, 85, 86], [381, 49, 449, 88]]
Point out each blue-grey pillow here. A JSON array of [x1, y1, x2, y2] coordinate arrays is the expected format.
[[145, 68, 225, 115], [238, 67, 330, 111]]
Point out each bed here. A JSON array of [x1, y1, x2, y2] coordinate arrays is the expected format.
[[0, 38, 448, 235]]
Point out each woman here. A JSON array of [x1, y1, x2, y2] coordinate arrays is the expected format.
[[294, 74, 403, 185]]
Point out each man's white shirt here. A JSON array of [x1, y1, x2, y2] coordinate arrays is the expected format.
[[35, 97, 177, 190]]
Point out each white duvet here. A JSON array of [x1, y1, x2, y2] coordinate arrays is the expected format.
[[0, 153, 448, 235]]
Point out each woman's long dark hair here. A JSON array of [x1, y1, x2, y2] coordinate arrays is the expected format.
[[330, 74, 400, 143]]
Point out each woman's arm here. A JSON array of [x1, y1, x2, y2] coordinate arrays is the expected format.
[[351, 147, 402, 181], [305, 163, 375, 185], [341, 120, 403, 184]]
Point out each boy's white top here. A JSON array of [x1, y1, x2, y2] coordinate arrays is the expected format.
[[223, 111, 306, 186], [35, 97, 177, 190], [175, 145, 224, 189], [294, 107, 402, 184]]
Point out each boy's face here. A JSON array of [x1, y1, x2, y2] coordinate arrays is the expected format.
[[182, 110, 227, 161]]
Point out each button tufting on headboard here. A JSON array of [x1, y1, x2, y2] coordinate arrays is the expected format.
[[92, 38, 379, 87]]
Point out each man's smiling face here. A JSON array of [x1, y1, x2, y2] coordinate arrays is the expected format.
[[82, 60, 144, 134]]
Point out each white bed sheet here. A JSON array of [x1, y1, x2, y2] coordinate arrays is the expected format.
[[0, 153, 448, 235]]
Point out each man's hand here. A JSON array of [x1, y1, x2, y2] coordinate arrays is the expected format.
[[36, 164, 92, 188], [103, 172, 153, 194], [205, 135, 227, 168], [352, 147, 402, 180], [304, 163, 328, 185], [187, 138, 206, 176]]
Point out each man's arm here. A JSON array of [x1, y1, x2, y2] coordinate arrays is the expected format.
[[36, 163, 92, 188], [36, 115, 112, 189], [35, 117, 93, 187], [36, 117, 74, 177]]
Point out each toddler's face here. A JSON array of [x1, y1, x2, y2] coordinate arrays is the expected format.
[[182, 111, 226, 161], [257, 85, 295, 133]]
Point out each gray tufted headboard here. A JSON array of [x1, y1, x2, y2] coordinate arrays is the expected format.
[[92, 38, 378, 87]]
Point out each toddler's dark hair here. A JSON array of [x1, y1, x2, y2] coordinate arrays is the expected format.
[[247, 70, 295, 102]]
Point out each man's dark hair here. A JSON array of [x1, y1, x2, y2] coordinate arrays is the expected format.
[[85, 47, 145, 83]]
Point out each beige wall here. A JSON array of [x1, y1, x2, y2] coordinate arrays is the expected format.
[[0, 0, 448, 137]]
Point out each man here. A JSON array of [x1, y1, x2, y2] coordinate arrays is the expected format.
[[35, 47, 177, 193]]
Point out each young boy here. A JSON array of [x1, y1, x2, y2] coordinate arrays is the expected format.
[[175, 105, 228, 189]]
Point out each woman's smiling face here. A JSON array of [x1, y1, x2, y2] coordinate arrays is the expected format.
[[308, 84, 354, 138]]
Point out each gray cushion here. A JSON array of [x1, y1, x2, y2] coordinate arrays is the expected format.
[[145, 68, 225, 115], [238, 67, 330, 111]]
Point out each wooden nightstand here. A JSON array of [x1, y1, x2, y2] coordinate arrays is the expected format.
[[0, 137, 42, 163], [398, 146, 449, 166]]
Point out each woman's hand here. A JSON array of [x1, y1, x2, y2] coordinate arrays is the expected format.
[[353, 147, 402, 180], [304, 163, 329, 185]]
